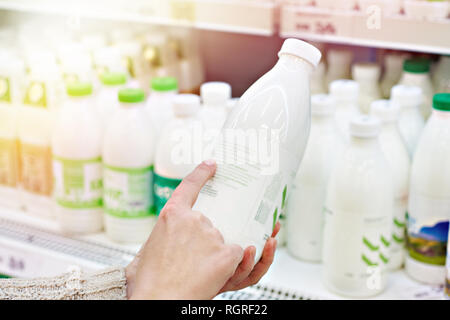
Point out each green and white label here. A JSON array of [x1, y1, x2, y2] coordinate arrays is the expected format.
[[0, 77, 11, 103], [153, 172, 182, 215], [23, 81, 47, 108], [104, 164, 155, 218], [53, 156, 103, 209]]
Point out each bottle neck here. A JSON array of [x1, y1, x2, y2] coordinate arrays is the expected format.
[[277, 54, 314, 75], [401, 71, 429, 82], [349, 136, 378, 149]]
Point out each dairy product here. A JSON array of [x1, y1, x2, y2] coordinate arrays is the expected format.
[[325, 49, 353, 88], [432, 55, 450, 94], [406, 93, 450, 285], [52, 83, 103, 234], [330, 79, 360, 142], [96, 72, 127, 129], [352, 63, 381, 114], [322, 115, 393, 297], [226, 97, 240, 115], [380, 53, 407, 99], [193, 39, 322, 261], [93, 46, 127, 81], [310, 61, 326, 95], [154, 94, 201, 215], [391, 84, 425, 158], [287, 94, 340, 262], [103, 88, 156, 243], [398, 58, 434, 119], [371, 99, 411, 270], [445, 223, 450, 299]]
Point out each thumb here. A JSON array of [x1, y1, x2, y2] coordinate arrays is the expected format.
[[166, 159, 216, 209]]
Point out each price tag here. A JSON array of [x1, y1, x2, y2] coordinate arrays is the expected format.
[[0, 246, 38, 278], [170, 0, 196, 23]]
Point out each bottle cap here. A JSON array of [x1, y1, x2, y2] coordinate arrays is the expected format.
[[349, 115, 381, 138], [278, 38, 322, 68], [311, 94, 335, 116], [403, 58, 431, 74], [329, 80, 359, 101], [370, 99, 400, 123], [173, 94, 200, 117], [67, 82, 93, 97], [390, 84, 423, 108], [101, 72, 127, 86], [352, 63, 381, 80], [118, 88, 145, 103], [327, 49, 353, 64], [433, 93, 450, 112], [201, 82, 232, 106], [150, 77, 178, 92]]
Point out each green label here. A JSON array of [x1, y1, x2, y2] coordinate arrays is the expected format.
[[153, 172, 182, 215], [53, 156, 103, 209], [23, 81, 47, 108], [104, 164, 155, 219], [0, 77, 11, 103]]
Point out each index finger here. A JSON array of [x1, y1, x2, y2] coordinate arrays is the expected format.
[[167, 159, 217, 209]]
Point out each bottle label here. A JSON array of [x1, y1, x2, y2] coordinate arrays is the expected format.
[[23, 81, 47, 108], [153, 173, 182, 215], [0, 138, 19, 187], [446, 224, 450, 299], [407, 189, 450, 266], [0, 77, 11, 103], [103, 164, 155, 218], [391, 196, 408, 257], [53, 156, 103, 209], [19, 142, 53, 196]]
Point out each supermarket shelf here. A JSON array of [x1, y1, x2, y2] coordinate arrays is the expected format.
[[280, 6, 450, 55], [0, 0, 276, 36]]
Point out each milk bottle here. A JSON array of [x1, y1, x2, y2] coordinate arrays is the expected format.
[[96, 72, 127, 129], [432, 55, 450, 94], [352, 63, 381, 114], [310, 61, 326, 95], [371, 99, 411, 270], [380, 53, 407, 99], [193, 39, 322, 261], [445, 223, 450, 299], [325, 49, 353, 88], [52, 83, 103, 234], [103, 88, 156, 243], [154, 94, 201, 215], [406, 93, 450, 285], [322, 115, 393, 297], [391, 84, 425, 158], [286, 94, 340, 262]]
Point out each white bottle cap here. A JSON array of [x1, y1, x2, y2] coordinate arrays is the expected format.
[[173, 94, 200, 117], [200, 82, 232, 106], [311, 94, 335, 116], [370, 99, 400, 123], [327, 49, 353, 64], [329, 79, 359, 101], [349, 115, 381, 138], [278, 38, 322, 68], [352, 63, 381, 80], [390, 84, 423, 108]]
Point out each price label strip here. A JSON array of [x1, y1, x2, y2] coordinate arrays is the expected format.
[[216, 283, 324, 300]]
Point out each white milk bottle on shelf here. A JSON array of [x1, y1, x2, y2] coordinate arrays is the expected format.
[[352, 63, 381, 114], [96, 72, 127, 129], [93, 46, 127, 82], [330, 79, 360, 142], [103, 88, 156, 243], [322, 115, 393, 298], [146, 77, 178, 140], [325, 49, 353, 88], [0, 52, 25, 209], [390, 84, 425, 158], [398, 58, 434, 119], [227, 97, 240, 115], [310, 61, 326, 94], [371, 99, 411, 270], [286, 94, 341, 262], [432, 55, 450, 94], [446, 223, 450, 299], [52, 83, 103, 234], [193, 39, 322, 261], [406, 93, 450, 285], [154, 94, 201, 215], [380, 53, 408, 99]]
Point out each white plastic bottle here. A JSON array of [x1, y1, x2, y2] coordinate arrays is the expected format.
[[52, 83, 103, 234], [154, 94, 201, 215], [352, 63, 381, 114], [446, 223, 450, 299], [103, 88, 156, 243], [391, 84, 425, 158], [193, 39, 322, 261], [371, 99, 411, 270], [146, 77, 178, 141], [432, 55, 450, 94], [96, 72, 127, 129], [322, 115, 393, 297], [200, 81, 231, 130], [325, 49, 353, 88], [286, 94, 340, 262], [398, 58, 434, 119], [380, 53, 408, 99], [406, 93, 450, 285], [330, 79, 360, 142], [310, 61, 326, 95]]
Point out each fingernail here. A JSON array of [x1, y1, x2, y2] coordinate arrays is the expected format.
[[203, 159, 216, 167]]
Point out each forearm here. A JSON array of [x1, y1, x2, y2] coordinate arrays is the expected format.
[[0, 266, 127, 300]]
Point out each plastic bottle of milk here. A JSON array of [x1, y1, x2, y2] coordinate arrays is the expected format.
[[310, 61, 326, 95], [0, 53, 25, 209], [52, 83, 103, 234], [380, 53, 407, 99], [96, 72, 127, 129], [406, 93, 450, 285], [146, 77, 178, 140], [446, 223, 450, 299], [432, 55, 450, 94], [103, 88, 156, 243], [352, 63, 381, 114], [193, 39, 322, 261], [322, 115, 393, 297], [325, 49, 353, 88], [370, 99, 411, 270], [390, 84, 425, 158], [154, 94, 201, 215], [330, 79, 360, 142], [286, 94, 340, 262], [398, 58, 434, 119]]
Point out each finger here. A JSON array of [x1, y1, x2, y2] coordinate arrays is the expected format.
[[271, 221, 281, 238], [168, 160, 216, 208], [220, 246, 256, 293]]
